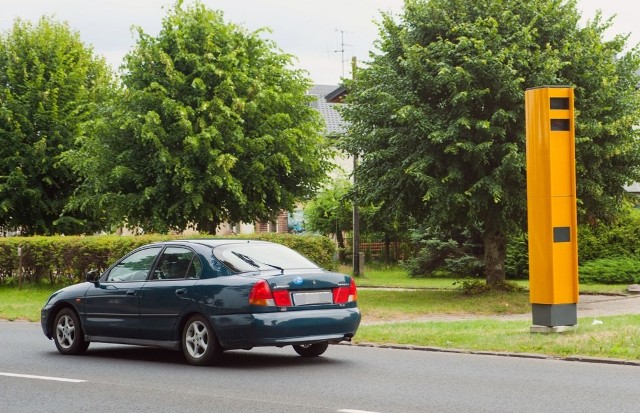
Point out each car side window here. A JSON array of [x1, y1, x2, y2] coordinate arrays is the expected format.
[[188, 254, 202, 278], [106, 247, 162, 283], [152, 247, 201, 280]]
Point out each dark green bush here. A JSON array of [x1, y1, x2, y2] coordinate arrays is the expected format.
[[405, 238, 462, 277], [0, 233, 337, 285], [505, 208, 640, 280], [501, 206, 640, 284], [579, 257, 640, 284], [453, 279, 526, 295], [505, 232, 529, 279], [578, 209, 640, 262], [405, 232, 483, 278]]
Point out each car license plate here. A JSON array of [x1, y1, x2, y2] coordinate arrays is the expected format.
[[292, 291, 333, 306]]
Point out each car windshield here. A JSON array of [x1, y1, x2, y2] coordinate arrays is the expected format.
[[213, 243, 320, 273]]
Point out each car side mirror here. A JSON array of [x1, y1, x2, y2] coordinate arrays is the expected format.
[[86, 269, 100, 284]]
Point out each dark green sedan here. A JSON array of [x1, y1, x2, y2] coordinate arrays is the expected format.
[[41, 239, 360, 365]]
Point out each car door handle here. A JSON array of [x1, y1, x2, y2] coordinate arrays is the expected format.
[[175, 288, 187, 297], [126, 289, 136, 296]]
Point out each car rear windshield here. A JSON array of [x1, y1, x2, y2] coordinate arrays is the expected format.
[[212, 243, 320, 273]]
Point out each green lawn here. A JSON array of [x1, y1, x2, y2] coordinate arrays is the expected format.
[[348, 264, 630, 295], [356, 315, 640, 360], [358, 289, 531, 322], [0, 285, 56, 322]]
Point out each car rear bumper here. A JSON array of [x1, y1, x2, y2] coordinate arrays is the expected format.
[[210, 307, 361, 349]]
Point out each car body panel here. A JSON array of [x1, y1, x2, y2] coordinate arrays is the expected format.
[[209, 308, 360, 349], [139, 278, 198, 341], [83, 281, 146, 339], [41, 282, 91, 338]]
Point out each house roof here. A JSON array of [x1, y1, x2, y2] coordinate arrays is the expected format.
[[325, 85, 347, 103], [308, 84, 347, 136]]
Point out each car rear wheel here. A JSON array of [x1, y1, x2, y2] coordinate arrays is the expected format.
[[53, 308, 89, 355], [182, 315, 222, 366], [293, 341, 329, 357]]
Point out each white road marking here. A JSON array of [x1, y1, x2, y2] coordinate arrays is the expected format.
[[337, 410, 382, 413], [0, 372, 86, 383]]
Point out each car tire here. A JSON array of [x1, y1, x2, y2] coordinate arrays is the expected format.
[[293, 342, 329, 358], [182, 315, 222, 366], [53, 308, 89, 355]]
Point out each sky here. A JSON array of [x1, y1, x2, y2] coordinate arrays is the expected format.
[[0, 0, 638, 86]]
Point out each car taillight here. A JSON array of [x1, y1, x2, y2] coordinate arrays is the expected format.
[[273, 290, 291, 307], [333, 278, 357, 304], [272, 289, 292, 306], [249, 280, 292, 307], [249, 280, 275, 306]]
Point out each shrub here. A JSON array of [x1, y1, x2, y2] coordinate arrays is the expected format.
[[505, 208, 640, 280], [505, 232, 529, 279], [579, 257, 640, 284], [578, 208, 640, 262], [0, 233, 337, 285], [453, 279, 526, 295], [405, 235, 483, 278]]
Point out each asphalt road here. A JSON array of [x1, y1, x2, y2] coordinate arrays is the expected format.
[[2, 320, 640, 413]]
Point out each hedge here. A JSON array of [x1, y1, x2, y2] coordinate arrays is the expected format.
[[504, 208, 640, 280], [0, 233, 337, 285], [578, 257, 640, 284], [577, 209, 640, 262]]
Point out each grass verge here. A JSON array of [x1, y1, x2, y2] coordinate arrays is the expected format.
[[358, 289, 531, 322], [0, 285, 57, 322], [347, 264, 631, 295], [355, 315, 640, 360]]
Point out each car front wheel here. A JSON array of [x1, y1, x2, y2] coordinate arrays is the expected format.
[[53, 308, 89, 355], [182, 315, 222, 366], [293, 342, 329, 357]]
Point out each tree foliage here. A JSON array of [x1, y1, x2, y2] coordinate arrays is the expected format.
[[341, 0, 640, 284], [67, 1, 332, 233], [304, 179, 353, 259], [305, 178, 409, 263], [0, 17, 114, 234]]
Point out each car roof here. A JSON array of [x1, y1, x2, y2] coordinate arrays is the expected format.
[[152, 239, 271, 248]]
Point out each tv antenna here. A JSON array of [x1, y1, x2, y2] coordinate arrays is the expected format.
[[334, 29, 353, 78]]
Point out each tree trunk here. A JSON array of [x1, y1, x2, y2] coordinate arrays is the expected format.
[[384, 234, 391, 264], [336, 230, 346, 263], [483, 231, 507, 286], [199, 220, 219, 235]]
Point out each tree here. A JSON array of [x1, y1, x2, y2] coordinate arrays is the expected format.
[[341, 0, 640, 286], [0, 17, 115, 235], [304, 180, 353, 262], [305, 179, 407, 263], [67, 1, 332, 233]]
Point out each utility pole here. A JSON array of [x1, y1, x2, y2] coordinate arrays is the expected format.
[[353, 153, 360, 277], [17, 245, 23, 290], [351, 56, 361, 277]]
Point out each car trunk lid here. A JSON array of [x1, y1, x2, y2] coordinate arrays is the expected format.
[[248, 271, 357, 309]]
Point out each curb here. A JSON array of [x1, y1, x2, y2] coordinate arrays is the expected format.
[[340, 341, 640, 367]]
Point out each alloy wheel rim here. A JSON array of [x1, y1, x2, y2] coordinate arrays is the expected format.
[[56, 315, 75, 349], [185, 321, 209, 359]]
